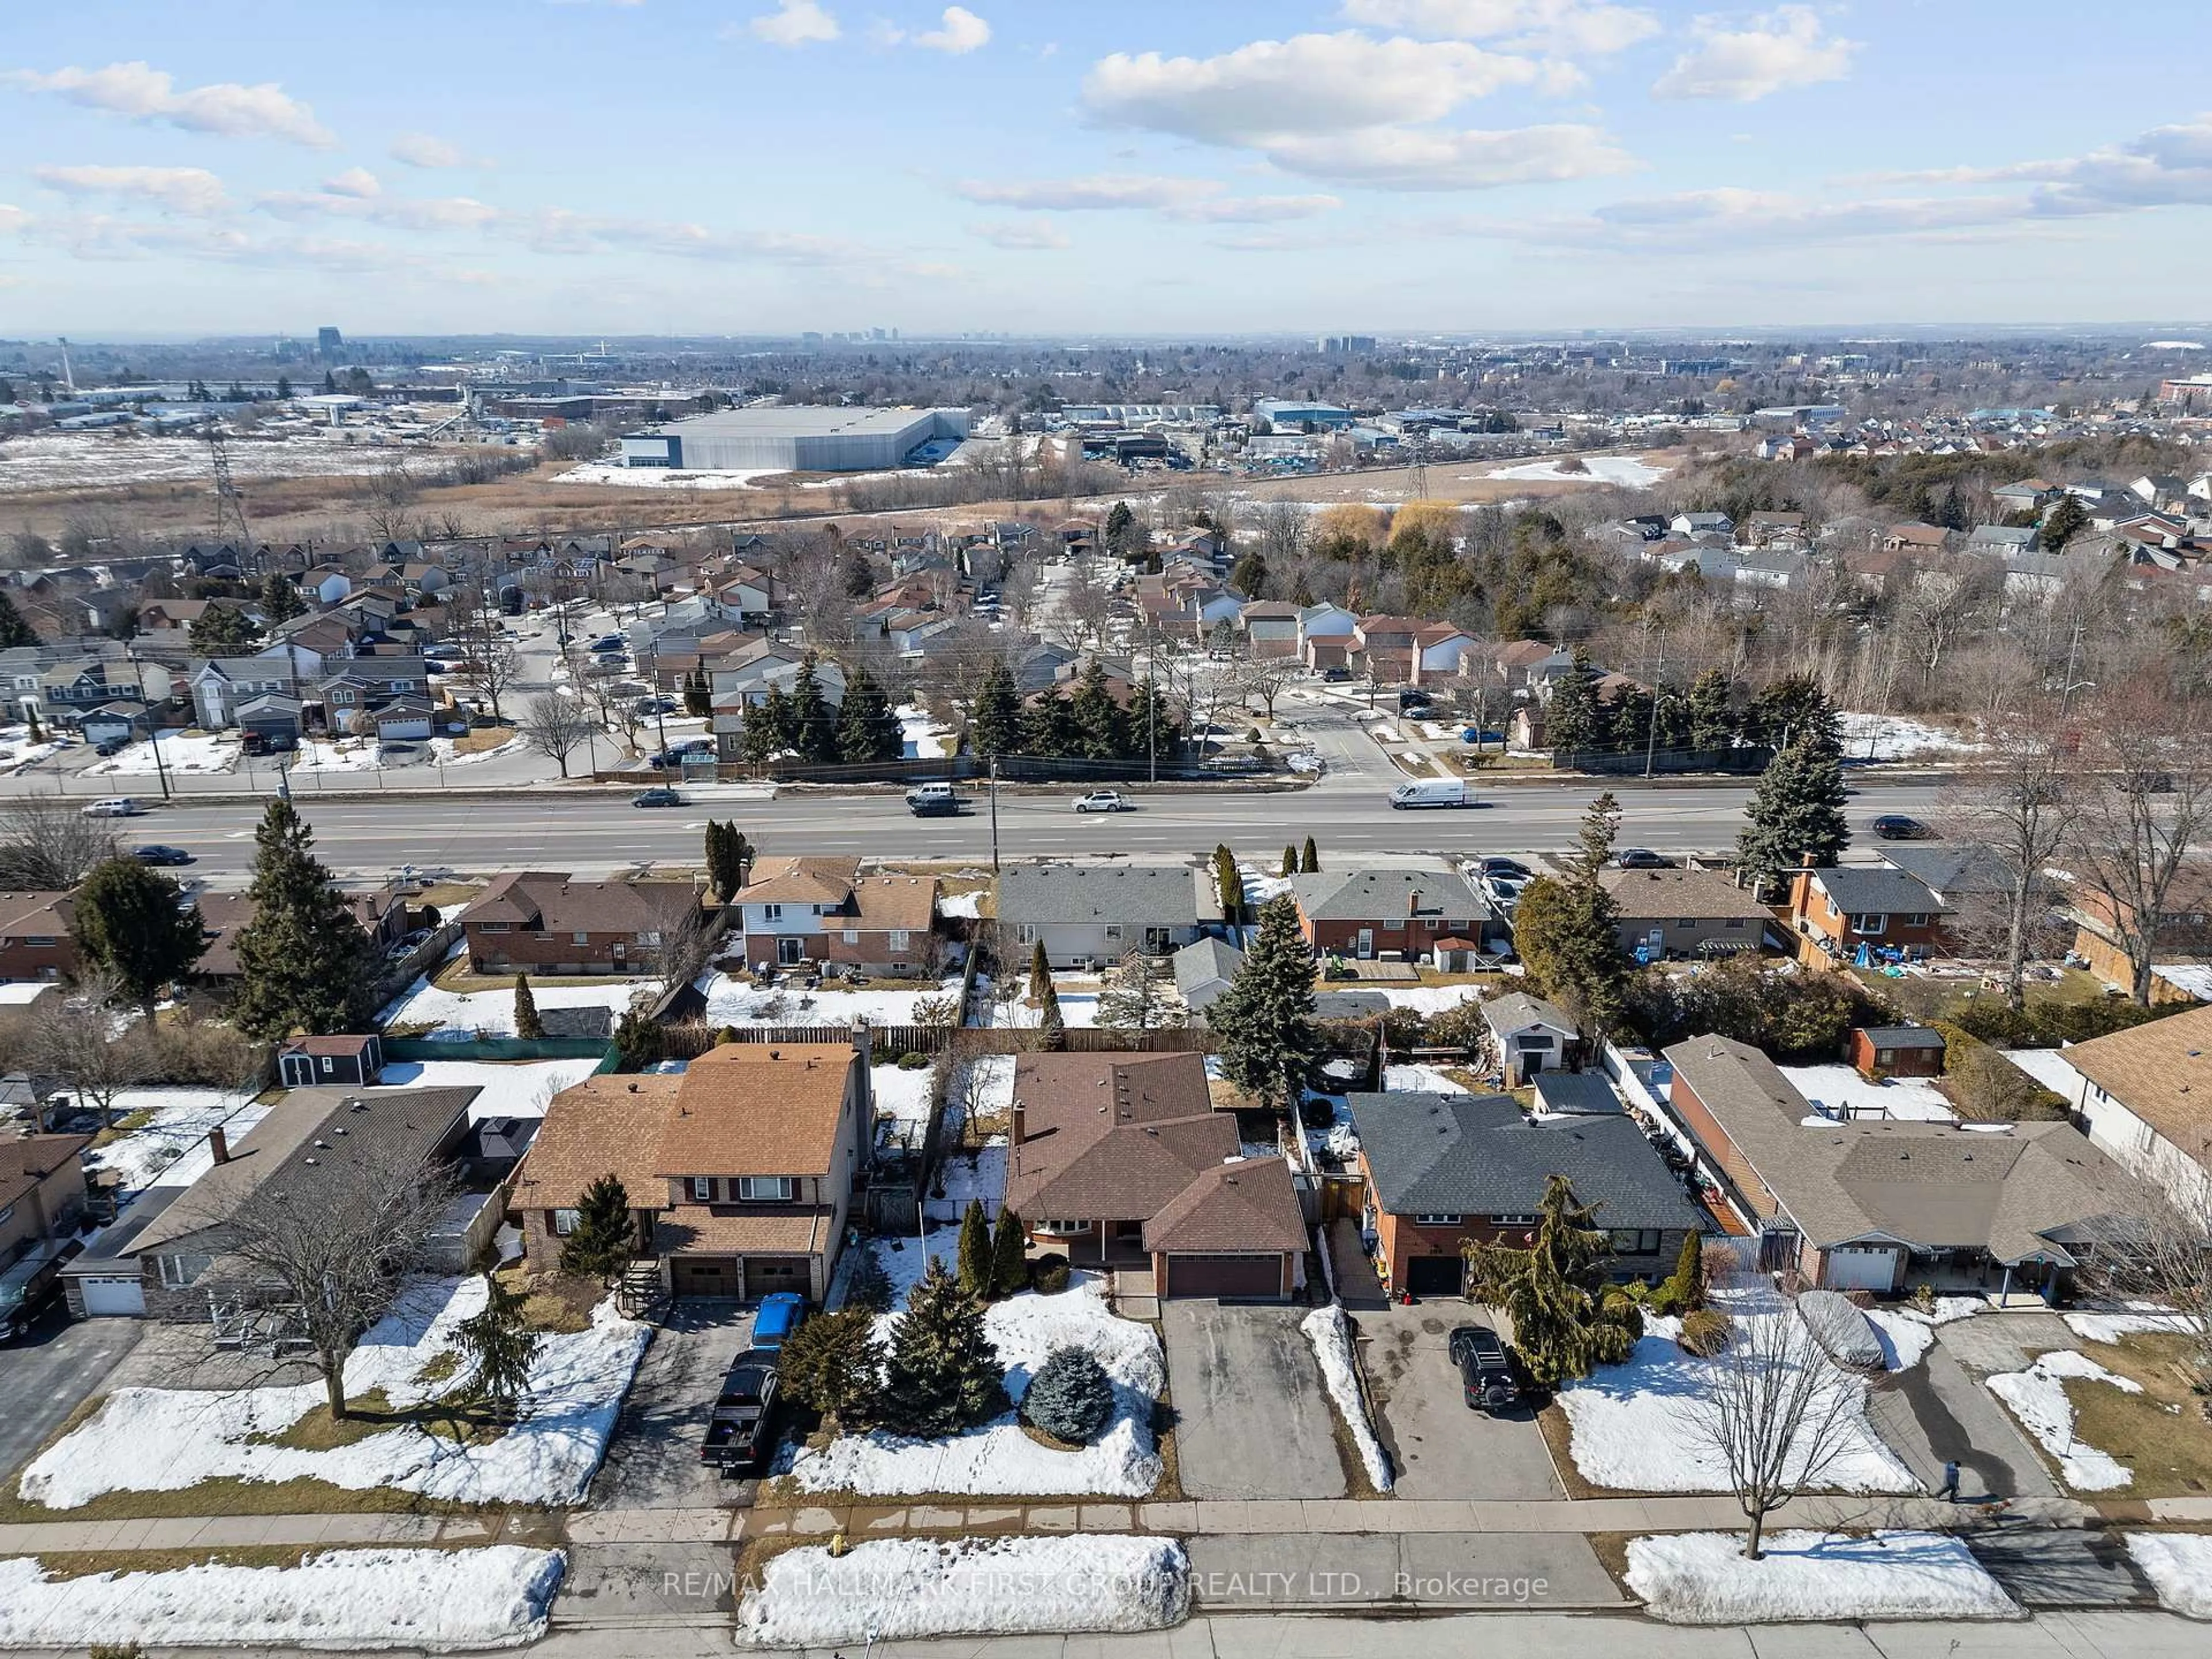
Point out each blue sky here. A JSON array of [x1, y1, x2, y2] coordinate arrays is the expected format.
[[2, 1, 2209, 338]]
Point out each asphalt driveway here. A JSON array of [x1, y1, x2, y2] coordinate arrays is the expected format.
[[1359, 1304, 1563, 1500], [0, 1307, 143, 1480], [588, 1301, 759, 1509], [1161, 1302, 1347, 1499]]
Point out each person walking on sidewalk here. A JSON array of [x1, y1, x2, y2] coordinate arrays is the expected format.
[[1938, 1459, 1961, 1502]]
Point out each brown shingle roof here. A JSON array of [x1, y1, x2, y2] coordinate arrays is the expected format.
[[655, 1044, 855, 1178], [1005, 1052, 1235, 1223], [0, 1133, 92, 1214], [2065, 1003, 2212, 1168], [850, 874, 938, 932], [653, 1207, 832, 1256], [1599, 866, 1775, 922], [513, 1075, 684, 1211], [1142, 1155, 1306, 1255], [0, 892, 73, 938], [472, 872, 703, 934], [735, 857, 859, 908]]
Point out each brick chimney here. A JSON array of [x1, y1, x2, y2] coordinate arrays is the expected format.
[[207, 1126, 230, 1165], [1408, 888, 1422, 918]]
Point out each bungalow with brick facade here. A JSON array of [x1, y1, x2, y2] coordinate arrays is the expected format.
[[1787, 864, 1948, 964], [1290, 863, 1503, 963], [729, 858, 938, 974], [463, 872, 710, 976], [1003, 1051, 1307, 1300], [1349, 1089, 1703, 1298], [0, 892, 76, 983], [1600, 865, 1780, 961]]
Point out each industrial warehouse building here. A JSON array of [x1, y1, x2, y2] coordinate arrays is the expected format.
[[619, 406, 970, 474]]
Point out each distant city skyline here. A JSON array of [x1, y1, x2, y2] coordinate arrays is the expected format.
[[2, 1, 2208, 336]]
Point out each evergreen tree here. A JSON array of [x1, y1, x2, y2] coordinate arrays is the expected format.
[[1229, 549, 1269, 598], [1021, 691, 1080, 757], [789, 655, 838, 762], [988, 1206, 1030, 1297], [972, 660, 1022, 757], [0, 591, 40, 649], [1509, 791, 1630, 1039], [259, 572, 306, 625], [70, 857, 207, 1021], [703, 821, 734, 903], [275, 374, 292, 399], [512, 974, 545, 1040], [2039, 491, 2089, 551], [1281, 844, 1298, 878], [838, 547, 874, 598], [1544, 649, 1602, 755], [741, 683, 796, 766], [613, 1007, 664, 1069], [843, 1245, 893, 1312], [1069, 660, 1126, 760], [1037, 974, 1067, 1049], [1687, 668, 1738, 751], [1735, 730, 1851, 899], [1301, 836, 1319, 873], [453, 1272, 540, 1418], [230, 798, 377, 1039], [188, 604, 262, 654], [1211, 844, 1244, 926], [1464, 1175, 1642, 1388], [1028, 937, 1051, 1002], [878, 1259, 1006, 1436], [1658, 1230, 1706, 1315], [23, 706, 41, 744], [1096, 949, 1185, 1031], [956, 1198, 992, 1297], [559, 1175, 636, 1285], [728, 827, 755, 891], [1209, 893, 1319, 1112], [1748, 673, 1839, 755], [1021, 1346, 1115, 1442], [1127, 676, 1179, 765], [778, 1305, 883, 1431], [1104, 501, 1140, 558], [683, 670, 710, 717], [836, 668, 905, 763]]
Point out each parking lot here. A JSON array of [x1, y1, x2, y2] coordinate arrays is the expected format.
[[1358, 1304, 1564, 1500], [587, 1302, 759, 1509], [1160, 1302, 1347, 1499]]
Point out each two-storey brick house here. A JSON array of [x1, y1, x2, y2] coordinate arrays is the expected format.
[[729, 857, 937, 974], [463, 872, 710, 976]]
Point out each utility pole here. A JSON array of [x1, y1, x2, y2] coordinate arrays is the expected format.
[[128, 653, 172, 802], [987, 754, 1000, 873], [2059, 619, 2085, 717], [1642, 629, 1665, 781]]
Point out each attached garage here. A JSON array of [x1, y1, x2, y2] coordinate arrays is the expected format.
[[1820, 1243, 1903, 1293], [1403, 1254, 1466, 1298], [1160, 1252, 1289, 1300], [672, 1257, 740, 1298], [73, 1272, 147, 1318], [743, 1256, 810, 1301]]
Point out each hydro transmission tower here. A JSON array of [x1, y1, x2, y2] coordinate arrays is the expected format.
[[207, 426, 253, 556]]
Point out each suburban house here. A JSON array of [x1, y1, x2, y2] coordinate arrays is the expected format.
[[1848, 1025, 1947, 1080], [1238, 601, 1301, 659], [514, 1036, 870, 1302], [0, 1132, 94, 1268], [192, 885, 408, 990], [313, 658, 432, 738], [1290, 863, 1502, 962], [1171, 937, 1243, 1017], [1662, 1034, 2149, 1298], [1349, 1090, 1703, 1297], [2053, 1002, 2212, 1210], [1410, 624, 1478, 684], [1600, 865, 1779, 961], [2069, 862, 2212, 1002], [1787, 864, 1948, 963], [729, 858, 939, 974], [1003, 1051, 1308, 1299], [191, 658, 298, 730], [1350, 615, 1422, 684], [276, 1034, 385, 1089], [1482, 992, 1580, 1084], [463, 871, 709, 976], [0, 892, 77, 983], [997, 862, 1218, 968]]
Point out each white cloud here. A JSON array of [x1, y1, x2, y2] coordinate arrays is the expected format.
[[966, 219, 1070, 249], [321, 167, 382, 199], [915, 6, 990, 53], [746, 0, 839, 46], [1262, 122, 1633, 189], [0, 204, 29, 235], [389, 132, 468, 169], [1652, 7, 1855, 102], [256, 189, 503, 231], [32, 164, 229, 215], [4, 61, 335, 146], [1165, 194, 1343, 222], [1340, 0, 1659, 55], [955, 173, 1224, 211]]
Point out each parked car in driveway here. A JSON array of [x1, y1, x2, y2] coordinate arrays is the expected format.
[[752, 1293, 808, 1350], [1448, 1324, 1521, 1414], [131, 844, 193, 866], [0, 1241, 82, 1343], [700, 1349, 781, 1476], [1477, 857, 1532, 881], [93, 737, 128, 757], [82, 797, 145, 818], [1072, 789, 1129, 813], [631, 787, 682, 808], [1613, 847, 1671, 869], [1870, 814, 1934, 840]]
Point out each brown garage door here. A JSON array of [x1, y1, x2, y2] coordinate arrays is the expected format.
[[1165, 1254, 1283, 1300], [673, 1256, 740, 1298], [744, 1256, 810, 1301]]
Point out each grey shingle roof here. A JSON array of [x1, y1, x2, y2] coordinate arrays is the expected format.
[[1810, 866, 1944, 916], [1172, 937, 1241, 1009], [1857, 1025, 1945, 1050], [1532, 1072, 1624, 1115], [997, 863, 1211, 928], [1350, 1090, 1702, 1229], [1291, 864, 1490, 924], [1874, 843, 2013, 899], [1482, 991, 1577, 1041]]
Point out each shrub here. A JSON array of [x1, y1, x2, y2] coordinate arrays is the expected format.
[[1678, 1307, 1732, 1356], [1910, 1282, 1937, 1314], [1021, 1344, 1116, 1444], [1931, 1021, 2069, 1122], [1032, 1252, 1071, 1294], [1656, 1233, 1706, 1316], [897, 1050, 932, 1070]]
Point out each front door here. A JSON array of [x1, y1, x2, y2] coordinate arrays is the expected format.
[[1357, 928, 1374, 959]]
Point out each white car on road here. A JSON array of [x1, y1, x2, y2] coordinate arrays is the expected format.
[[82, 797, 146, 818], [1071, 790, 1130, 813]]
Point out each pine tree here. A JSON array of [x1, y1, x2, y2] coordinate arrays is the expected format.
[[742, 683, 796, 766], [188, 604, 263, 655], [259, 572, 306, 625], [956, 1198, 992, 1297], [836, 668, 904, 763], [512, 974, 545, 1040], [1281, 845, 1298, 878], [230, 799, 378, 1039], [1229, 550, 1269, 599], [1509, 791, 1630, 1039], [703, 821, 734, 903], [1096, 949, 1185, 1031], [1658, 1230, 1706, 1315], [1127, 676, 1179, 766], [1037, 974, 1067, 1050], [559, 1174, 636, 1285], [69, 857, 207, 1021], [613, 1007, 664, 1070], [1464, 1175, 1642, 1388], [1736, 730, 1851, 899], [1211, 844, 1244, 926], [1021, 1345, 1115, 1442], [879, 1259, 1006, 1436], [683, 670, 711, 717], [1209, 893, 1318, 1112], [1301, 836, 1319, 873], [729, 828, 755, 891], [0, 591, 40, 649], [1687, 668, 1738, 751], [972, 660, 1022, 757], [1069, 660, 1125, 761], [24, 706, 42, 744], [1748, 673, 1840, 755], [790, 656, 838, 762], [1027, 937, 1052, 1002], [778, 1305, 883, 1431], [1022, 691, 1079, 757], [454, 1272, 540, 1418], [1545, 649, 1601, 755], [2039, 491, 2089, 551], [843, 1245, 893, 1312], [989, 1206, 1031, 1297]]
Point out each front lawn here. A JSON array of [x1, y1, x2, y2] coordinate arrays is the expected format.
[[2055, 1334, 2212, 1499]]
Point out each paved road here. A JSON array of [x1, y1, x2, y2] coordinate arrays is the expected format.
[[0, 1307, 142, 1480], [1161, 1303, 1347, 1500]]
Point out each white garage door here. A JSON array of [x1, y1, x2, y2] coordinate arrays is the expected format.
[[1824, 1246, 1899, 1292], [77, 1274, 145, 1317]]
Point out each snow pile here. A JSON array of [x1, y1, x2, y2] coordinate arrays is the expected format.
[[2127, 1533, 2212, 1619], [19, 1277, 647, 1510], [1985, 1349, 2142, 1490], [1376, 984, 1486, 1015], [1489, 455, 1669, 487], [940, 890, 984, 920], [2065, 1305, 2202, 1344], [1782, 1065, 1956, 1123], [1560, 1305, 1916, 1494], [81, 1087, 262, 1192], [1837, 713, 1983, 762], [1301, 1304, 1393, 1491], [1382, 1062, 1464, 1093], [787, 1266, 1165, 1498], [736, 1534, 1189, 1647], [93, 730, 239, 776], [372, 1059, 603, 1122], [1626, 1531, 2018, 1625], [0, 725, 67, 773], [0, 1546, 566, 1652], [379, 974, 654, 1037], [1864, 1308, 1938, 1372], [1237, 862, 1292, 908], [696, 972, 962, 1028]]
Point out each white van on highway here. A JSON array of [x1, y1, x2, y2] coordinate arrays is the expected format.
[[1388, 779, 1474, 809]]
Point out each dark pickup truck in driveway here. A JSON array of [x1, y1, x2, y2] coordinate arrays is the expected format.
[[700, 1348, 781, 1475]]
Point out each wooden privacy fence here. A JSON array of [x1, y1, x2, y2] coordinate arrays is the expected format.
[[652, 1022, 1217, 1060]]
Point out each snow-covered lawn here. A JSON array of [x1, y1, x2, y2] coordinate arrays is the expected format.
[[2000, 1047, 2085, 1100], [697, 972, 961, 1028], [380, 974, 655, 1037], [1559, 1306, 1917, 1494], [1372, 984, 1486, 1015], [83, 1088, 263, 1194], [925, 1142, 1009, 1227], [2127, 1533, 2212, 1619], [736, 1534, 1189, 1647], [431, 734, 528, 767], [18, 1277, 647, 1510], [2065, 1305, 2202, 1344], [872, 1063, 937, 1152], [0, 1546, 566, 1652], [1302, 1305, 1392, 1491], [372, 1059, 603, 1122], [1865, 1308, 1939, 1371], [289, 738, 384, 774], [1985, 1349, 2142, 1490], [1382, 1062, 1465, 1093], [898, 703, 956, 759], [1838, 713, 1983, 762], [1626, 1531, 2018, 1625], [0, 724, 67, 774], [1783, 1065, 1956, 1123], [939, 890, 984, 920], [1488, 454, 1669, 487], [91, 730, 240, 776], [556, 460, 778, 491], [982, 973, 1104, 1028]]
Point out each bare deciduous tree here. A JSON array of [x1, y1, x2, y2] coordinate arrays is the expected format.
[[643, 887, 718, 997], [1698, 1296, 1869, 1559], [518, 691, 594, 779], [1938, 698, 2077, 1009], [29, 972, 154, 1128], [1094, 949, 1186, 1032], [0, 796, 119, 889]]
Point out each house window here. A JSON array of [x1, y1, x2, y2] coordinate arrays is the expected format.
[[1383, 916, 1402, 930], [1850, 914, 1888, 934], [842, 930, 859, 945], [889, 929, 911, 952], [640, 930, 661, 947], [1017, 923, 1038, 945], [1037, 1218, 1088, 1235], [690, 1177, 713, 1202], [1677, 919, 1697, 930], [1610, 1229, 1662, 1254], [1902, 912, 1931, 927], [763, 903, 783, 922], [1877, 1049, 1897, 1065], [1725, 918, 1744, 929], [1491, 1213, 1538, 1226], [738, 1176, 795, 1203], [24, 935, 54, 948], [1415, 1213, 1463, 1226], [552, 1209, 579, 1237], [571, 931, 590, 946], [478, 921, 512, 933], [1423, 918, 1441, 930], [319, 1055, 334, 1075], [1104, 925, 1123, 941]]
